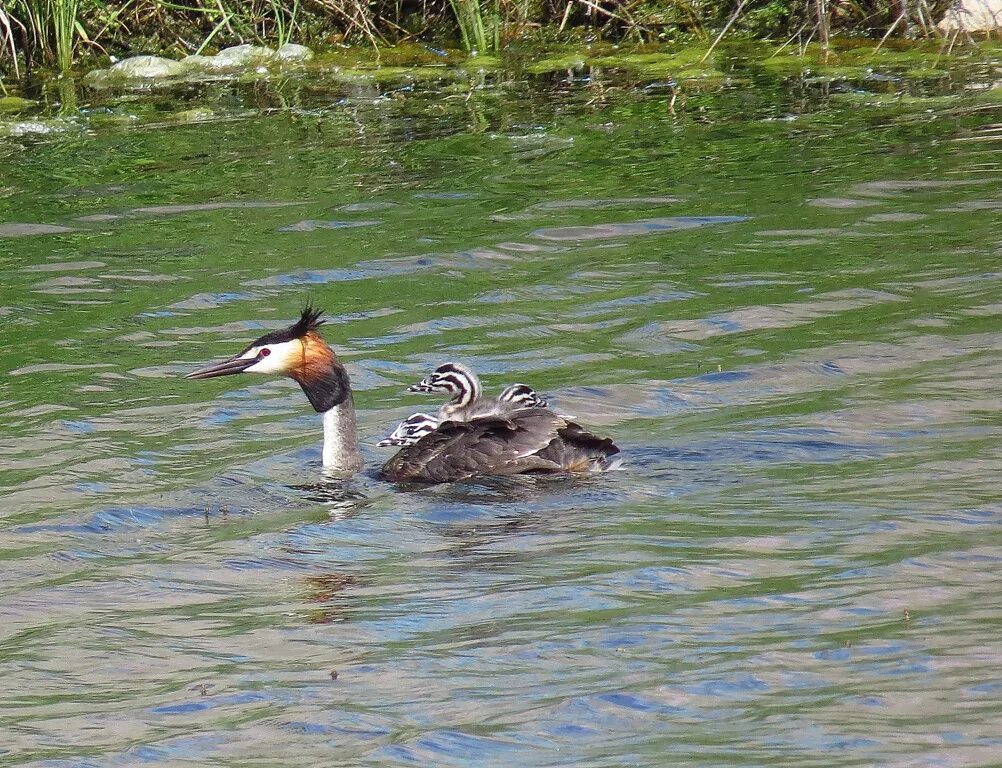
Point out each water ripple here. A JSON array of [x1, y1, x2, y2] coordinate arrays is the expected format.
[[3, 59, 1002, 768]]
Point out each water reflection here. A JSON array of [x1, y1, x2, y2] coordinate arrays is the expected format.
[[288, 477, 370, 509], [278, 219, 382, 232], [0, 222, 81, 236], [531, 215, 749, 240]]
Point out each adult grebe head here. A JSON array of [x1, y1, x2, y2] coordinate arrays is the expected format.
[[185, 305, 350, 413]]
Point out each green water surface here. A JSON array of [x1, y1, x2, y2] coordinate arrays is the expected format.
[[1, 44, 1001, 767]]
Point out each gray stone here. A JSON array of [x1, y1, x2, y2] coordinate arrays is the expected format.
[[213, 44, 277, 68], [179, 55, 220, 73], [939, 0, 1001, 29], [83, 68, 111, 88], [277, 43, 314, 63], [109, 55, 187, 79], [86, 43, 303, 88]]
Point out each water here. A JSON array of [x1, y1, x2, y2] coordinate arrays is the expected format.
[[2, 49, 1001, 766]]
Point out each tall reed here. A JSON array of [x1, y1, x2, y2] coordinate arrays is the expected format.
[[51, 0, 79, 72], [1, 6, 22, 78], [6, 0, 80, 73], [448, 0, 500, 53], [269, 0, 302, 48]]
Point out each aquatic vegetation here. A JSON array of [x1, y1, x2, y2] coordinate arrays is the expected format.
[[522, 37, 1001, 90], [525, 43, 721, 81], [0, 34, 993, 134], [0, 94, 35, 111], [0, 0, 987, 77]]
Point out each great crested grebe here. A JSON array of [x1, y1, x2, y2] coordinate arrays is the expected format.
[[408, 362, 548, 422], [186, 306, 619, 483], [378, 382, 546, 448]]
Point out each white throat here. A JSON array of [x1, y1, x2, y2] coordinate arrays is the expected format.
[[322, 394, 363, 473]]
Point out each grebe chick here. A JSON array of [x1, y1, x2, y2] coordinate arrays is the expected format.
[[378, 412, 438, 447], [409, 363, 547, 421], [408, 362, 484, 421], [498, 383, 548, 410], [382, 382, 544, 447]]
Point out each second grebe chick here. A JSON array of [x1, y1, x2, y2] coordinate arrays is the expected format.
[[498, 383, 548, 410]]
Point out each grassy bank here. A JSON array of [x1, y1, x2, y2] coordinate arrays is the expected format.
[[0, 0, 967, 80]]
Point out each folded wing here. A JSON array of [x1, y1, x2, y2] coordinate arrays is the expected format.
[[380, 408, 619, 483]]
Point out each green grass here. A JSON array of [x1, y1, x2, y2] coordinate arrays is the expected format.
[[5, 0, 81, 73]]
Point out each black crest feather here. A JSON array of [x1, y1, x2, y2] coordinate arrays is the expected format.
[[250, 304, 327, 348], [292, 304, 326, 337]]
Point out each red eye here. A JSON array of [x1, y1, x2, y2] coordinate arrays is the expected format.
[[259, 348, 271, 357]]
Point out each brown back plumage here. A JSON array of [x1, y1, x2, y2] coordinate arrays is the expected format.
[[379, 408, 619, 483]]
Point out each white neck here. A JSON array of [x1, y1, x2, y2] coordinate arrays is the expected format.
[[322, 393, 363, 473]]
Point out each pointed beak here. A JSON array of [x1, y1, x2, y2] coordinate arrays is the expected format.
[[185, 355, 256, 380], [407, 381, 436, 393], [376, 437, 397, 447]]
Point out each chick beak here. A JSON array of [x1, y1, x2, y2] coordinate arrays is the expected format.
[[185, 355, 257, 380], [407, 381, 436, 393]]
